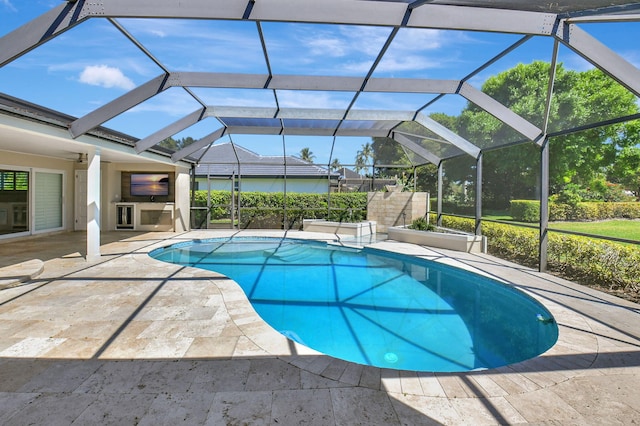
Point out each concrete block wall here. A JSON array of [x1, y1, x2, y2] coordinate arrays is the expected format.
[[367, 192, 428, 233]]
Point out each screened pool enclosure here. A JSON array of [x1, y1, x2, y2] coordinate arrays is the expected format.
[[1, 0, 639, 271]]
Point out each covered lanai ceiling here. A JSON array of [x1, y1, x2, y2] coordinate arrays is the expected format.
[[1, 0, 639, 167]]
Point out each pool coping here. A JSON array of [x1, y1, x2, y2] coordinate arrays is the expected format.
[[136, 230, 601, 398], [1, 229, 638, 424]]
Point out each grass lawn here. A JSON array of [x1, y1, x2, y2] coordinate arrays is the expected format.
[[482, 213, 513, 221], [481, 212, 640, 242], [549, 219, 640, 242]]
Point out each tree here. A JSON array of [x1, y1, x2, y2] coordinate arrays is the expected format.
[[159, 137, 181, 150], [455, 61, 640, 207], [608, 145, 640, 199], [415, 163, 438, 194], [429, 112, 458, 131], [371, 120, 453, 194], [354, 153, 366, 175], [330, 158, 342, 172], [299, 147, 315, 163], [371, 137, 406, 178], [354, 142, 374, 176], [372, 137, 404, 165], [158, 136, 197, 151]]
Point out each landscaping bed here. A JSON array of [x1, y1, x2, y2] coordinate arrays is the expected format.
[[440, 214, 640, 303], [388, 225, 487, 253], [303, 219, 376, 237]]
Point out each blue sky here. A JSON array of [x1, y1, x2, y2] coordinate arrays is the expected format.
[[1, 1, 639, 165]]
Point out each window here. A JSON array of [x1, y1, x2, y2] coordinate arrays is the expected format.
[[0, 171, 29, 191], [0, 169, 30, 236]]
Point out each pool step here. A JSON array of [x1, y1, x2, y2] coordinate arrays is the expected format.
[[263, 244, 296, 257], [274, 250, 313, 262], [265, 245, 314, 262]]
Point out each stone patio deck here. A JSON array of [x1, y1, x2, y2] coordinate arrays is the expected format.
[[0, 230, 638, 425]]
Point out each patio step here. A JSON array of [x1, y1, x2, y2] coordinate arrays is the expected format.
[[0, 259, 44, 290]]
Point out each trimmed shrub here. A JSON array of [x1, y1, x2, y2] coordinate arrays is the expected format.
[[192, 190, 232, 208], [439, 214, 639, 294], [192, 190, 368, 229], [440, 215, 475, 233], [506, 200, 640, 222], [441, 201, 475, 216], [548, 234, 640, 292], [555, 201, 640, 221], [549, 202, 572, 221], [191, 190, 233, 227], [510, 200, 540, 222], [575, 202, 611, 221], [410, 217, 433, 231], [326, 192, 368, 222], [441, 215, 538, 266], [614, 202, 640, 219]]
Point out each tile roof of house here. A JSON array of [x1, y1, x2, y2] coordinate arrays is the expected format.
[[195, 142, 337, 177], [337, 167, 362, 179]]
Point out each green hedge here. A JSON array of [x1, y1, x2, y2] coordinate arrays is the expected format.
[[509, 200, 640, 222], [556, 202, 640, 221], [548, 233, 640, 290], [192, 190, 368, 229], [510, 200, 540, 222], [440, 214, 639, 293]]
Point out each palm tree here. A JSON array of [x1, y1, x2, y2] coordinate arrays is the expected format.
[[354, 152, 366, 175], [360, 142, 373, 164], [355, 142, 374, 176], [330, 158, 341, 172], [299, 147, 315, 163]]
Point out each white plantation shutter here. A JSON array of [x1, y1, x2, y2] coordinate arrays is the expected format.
[[34, 172, 62, 231]]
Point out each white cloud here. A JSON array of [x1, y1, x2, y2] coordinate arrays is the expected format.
[[301, 26, 391, 59], [342, 26, 392, 56], [1, 0, 17, 11], [308, 37, 348, 57], [128, 89, 200, 117], [293, 25, 450, 75], [391, 28, 445, 52], [375, 55, 443, 73], [277, 91, 349, 109], [79, 65, 135, 90]]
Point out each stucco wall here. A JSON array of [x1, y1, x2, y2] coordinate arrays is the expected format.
[[1, 150, 75, 238], [1, 152, 191, 236], [196, 177, 329, 194], [367, 192, 429, 233], [105, 163, 190, 232], [174, 167, 191, 232]]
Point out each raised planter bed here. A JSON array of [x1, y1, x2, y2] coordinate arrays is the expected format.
[[303, 219, 376, 237], [388, 226, 487, 253]]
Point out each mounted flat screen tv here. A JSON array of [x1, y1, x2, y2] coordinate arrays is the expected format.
[[130, 173, 169, 196]]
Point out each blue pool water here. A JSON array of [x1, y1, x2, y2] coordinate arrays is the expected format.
[[151, 237, 558, 372]]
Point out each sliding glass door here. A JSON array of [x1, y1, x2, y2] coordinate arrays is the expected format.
[[0, 168, 65, 237], [33, 171, 63, 233]]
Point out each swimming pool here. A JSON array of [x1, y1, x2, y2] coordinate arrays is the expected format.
[[151, 237, 558, 372]]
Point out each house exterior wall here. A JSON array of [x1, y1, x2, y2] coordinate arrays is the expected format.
[[105, 163, 190, 232], [174, 167, 191, 232], [0, 149, 75, 239], [0, 151, 191, 237], [196, 177, 329, 194]]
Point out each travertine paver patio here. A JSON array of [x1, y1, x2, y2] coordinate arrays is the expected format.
[[0, 230, 638, 425]]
